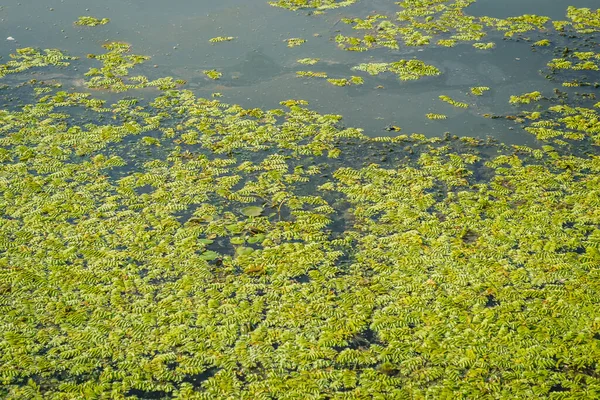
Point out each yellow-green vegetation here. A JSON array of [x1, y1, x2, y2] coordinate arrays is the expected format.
[[209, 36, 236, 43], [533, 39, 551, 46], [470, 86, 490, 96], [1, 1, 600, 399], [439, 95, 469, 108], [509, 91, 543, 104], [326, 77, 364, 86], [74, 16, 110, 26], [353, 60, 441, 81], [349, 76, 364, 85], [426, 112, 448, 120], [286, 38, 306, 47], [473, 42, 496, 50], [296, 70, 328, 78], [437, 39, 457, 47], [84, 43, 182, 92], [547, 52, 600, 72], [321, 2, 591, 54], [327, 78, 350, 86], [297, 58, 320, 65], [0, 48, 77, 78], [203, 69, 222, 80], [566, 6, 600, 33]]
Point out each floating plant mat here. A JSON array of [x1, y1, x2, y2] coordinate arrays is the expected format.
[[1, 2, 600, 400]]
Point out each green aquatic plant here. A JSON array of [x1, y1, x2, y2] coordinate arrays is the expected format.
[[472, 42, 495, 50], [566, 6, 600, 33], [470, 86, 490, 96], [353, 60, 441, 81], [426, 112, 447, 119], [327, 78, 349, 86], [74, 16, 110, 26], [532, 39, 551, 46], [0, 48, 77, 78], [203, 69, 223, 80], [2, 2, 600, 399], [84, 42, 180, 92], [241, 206, 264, 217], [286, 38, 306, 47], [437, 39, 457, 47], [297, 58, 320, 65], [509, 91, 543, 104], [349, 76, 364, 85], [439, 95, 469, 108], [209, 36, 236, 43], [326, 76, 363, 86], [296, 70, 328, 78]]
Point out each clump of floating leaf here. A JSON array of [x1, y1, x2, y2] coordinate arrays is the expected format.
[[473, 42, 495, 50], [286, 38, 306, 47], [241, 206, 263, 217], [0, 47, 77, 78], [327, 76, 364, 86], [297, 58, 320, 65], [470, 86, 490, 96], [204, 69, 222, 80], [83, 41, 180, 92], [437, 39, 457, 47], [566, 6, 600, 33], [509, 91, 543, 104], [74, 16, 110, 26], [562, 80, 583, 87], [296, 71, 328, 78], [327, 78, 349, 86], [209, 36, 236, 43], [532, 39, 551, 46], [439, 95, 468, 108], [353, 59, 441, 81], [350, 76, 364, 85], [426, 113, 447, 119]]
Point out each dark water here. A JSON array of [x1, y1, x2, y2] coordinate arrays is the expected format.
[[0, 0, 598, 143]]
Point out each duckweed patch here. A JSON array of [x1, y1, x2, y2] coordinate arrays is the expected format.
[[1, 1, 600, 399]]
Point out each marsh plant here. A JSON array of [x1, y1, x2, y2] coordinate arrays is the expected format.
[[1, 2, 600, 399]]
